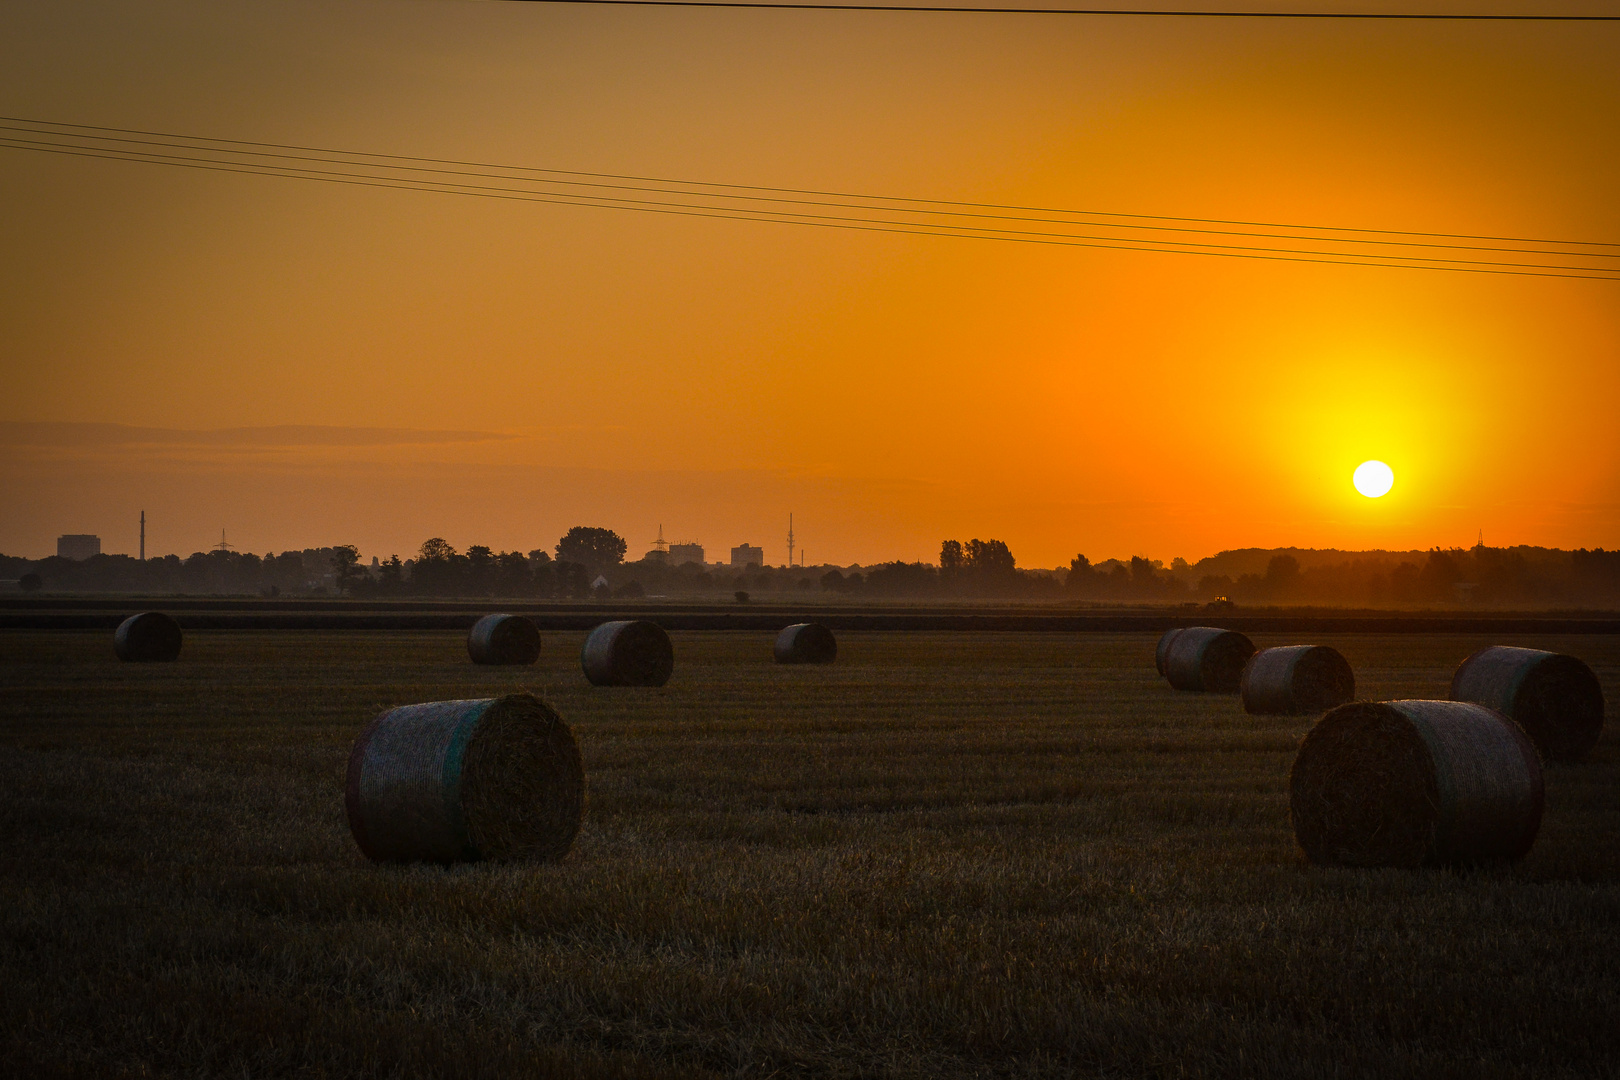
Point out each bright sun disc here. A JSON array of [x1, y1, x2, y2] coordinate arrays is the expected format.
[[1353, 460, 1394, 498]]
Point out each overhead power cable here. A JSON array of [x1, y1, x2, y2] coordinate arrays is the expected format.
[[12, 116, 1611, 250], [2, 118, 1616, 280], [484, 1, 1620, 20]]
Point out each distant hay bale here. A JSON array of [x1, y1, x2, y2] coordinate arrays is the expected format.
[[1450, 645, 1604, 762], [1241, 645, 1355, 715], [1162, 626, 1254, 693], [1290, 700, 1543, 868], [581, 620, 674, 686], [344, 693, 583, 863], [775, 622, 838, 664], [467, 613, 542, 666], [1154, 628, 1184, 677], [113, 611, 182, 662]]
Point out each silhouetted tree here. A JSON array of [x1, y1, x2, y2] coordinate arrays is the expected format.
[[556, 527, 627, 574], [19, 572, 41, 593], [378, 555, 404, 594], [940, 540, 964, 577], [413, 538, 458, 595], [526, 550, 554, 596], [494, 551, 532, 596], [466, 545, 495, 595], [964, 539, 1016, 577], [865, 561, 939, 596], [1065, 554, 1096, 595], [1129, 556, 1162, 595], [330, 545, 361, 595]]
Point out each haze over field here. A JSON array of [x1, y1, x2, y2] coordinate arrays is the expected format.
[[2, 1, 1617, 564]]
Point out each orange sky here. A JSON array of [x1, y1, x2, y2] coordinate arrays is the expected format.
[[3, 0, 1618, 566]]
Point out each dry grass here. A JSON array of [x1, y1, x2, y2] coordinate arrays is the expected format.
[[1, 630, 1617, 1078]]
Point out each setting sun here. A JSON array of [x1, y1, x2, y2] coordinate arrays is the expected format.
[[1353, 460, 1395, 499]]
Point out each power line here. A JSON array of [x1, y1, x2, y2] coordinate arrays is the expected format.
[[3, 129, 1607, 260], [2, 119, 1615, 280], [6, 135, 1609, 272], [9, 116, 1615, 251], [482, 1, 1620, 20]]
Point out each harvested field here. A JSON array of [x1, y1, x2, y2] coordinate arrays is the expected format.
[[1, 629, 1618, 1078]]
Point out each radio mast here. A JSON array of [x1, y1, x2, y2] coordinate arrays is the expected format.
[[786, 513, 794, 568]]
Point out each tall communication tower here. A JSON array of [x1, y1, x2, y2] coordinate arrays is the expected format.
[[786, 513, 794, 568], [139, 510, 145, 562]]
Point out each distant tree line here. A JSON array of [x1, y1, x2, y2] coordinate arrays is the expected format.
[[1064, 545, 1620, 608], [6, 528, 1620, 607], [0, 548, 346, 597]]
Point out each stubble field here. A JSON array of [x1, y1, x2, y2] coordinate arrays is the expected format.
[[2, 629, 1617, 1078]]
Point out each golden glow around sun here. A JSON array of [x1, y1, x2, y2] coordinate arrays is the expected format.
[[1353, 460, 1395, 498]]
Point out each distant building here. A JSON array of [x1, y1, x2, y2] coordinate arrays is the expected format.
[[57, 534, 101, 561], [669, 542, 705, 566], [730, 544, 765, 568]]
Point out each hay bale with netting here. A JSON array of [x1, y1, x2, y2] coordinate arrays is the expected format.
[[1162, 626, 1254, 692], [581, 619, 674, 686], [345, 693, 583, 863], [1242, 645, 1355, 715], [1154, 628, 1184, 677], [1290, 699, 1543, 868], [467, 613, 542, 666], [1450, 645, 1604, 762], [775, 623, 837, 664], [114, 611, 183, 662]]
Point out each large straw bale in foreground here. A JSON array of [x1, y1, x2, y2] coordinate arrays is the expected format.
[[1162, 626, 1254, 693], [114, 612, 183, 662], [467, 613, 542, 666], [1242, 645, 1355, 715], [1290, 700, 1542, 868], [1450, 645, 1604, 762], [1154, 628, 1184, 677], [775, 623, 837, 664], [345, 693, 583, 863], [581, 620, 674, 686]]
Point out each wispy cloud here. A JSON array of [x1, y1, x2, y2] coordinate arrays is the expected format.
[[0, 422, 516, 448]]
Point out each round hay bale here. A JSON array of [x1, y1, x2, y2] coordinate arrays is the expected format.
[[1449, 645, 1604, 762], [775, 622, 837, 664], [581, 619, 674, 687], [113, 611, 182, 662], [1241, 644, 1355, 715], [344, 693, 583, 863], [467, 613, 542, 666], [1162, 626, 1254, 693], [1290, 699, 1543, 868], [1154, 628, 1184, 677]]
